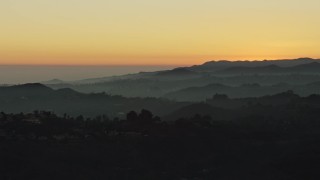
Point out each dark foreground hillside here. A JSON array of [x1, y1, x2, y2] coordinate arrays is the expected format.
[[1, 100, 320, 180]]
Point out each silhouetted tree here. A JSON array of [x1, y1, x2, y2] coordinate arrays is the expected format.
[[138, 109, 153, 123], [127, 111, 138, 122]]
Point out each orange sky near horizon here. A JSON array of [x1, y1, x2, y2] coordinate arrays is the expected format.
[[1, 0, 320, 65]]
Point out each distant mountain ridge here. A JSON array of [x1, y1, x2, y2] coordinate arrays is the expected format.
[[214, 62, 320, 75], [37, 58, 320, 99], [41, 58, 320, 85], [188, 57, 320, 72], [155, 68, 198, 77]]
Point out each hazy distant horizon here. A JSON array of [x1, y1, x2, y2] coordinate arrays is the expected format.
[[0, 65, 178, 84]]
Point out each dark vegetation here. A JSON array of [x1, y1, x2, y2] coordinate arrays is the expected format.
[[1, 91, 320, 180]]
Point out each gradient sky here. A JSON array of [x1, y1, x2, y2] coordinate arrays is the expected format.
[[1, 0, 320, 65]]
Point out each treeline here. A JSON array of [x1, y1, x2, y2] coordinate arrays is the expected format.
[[1, 105, 320, 142]]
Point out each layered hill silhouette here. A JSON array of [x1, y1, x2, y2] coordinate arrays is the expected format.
[[0, 83, 186, 117], [3, 58, 320, 180], [1, 83, 320, 121], [40, 58, 320, 99], [164, 82, 320, 101], [164, 90, 320, 120], [45, 58, 320, 84]]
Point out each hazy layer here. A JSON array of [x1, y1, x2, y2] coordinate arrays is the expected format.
[[0, 65, 177, 84]]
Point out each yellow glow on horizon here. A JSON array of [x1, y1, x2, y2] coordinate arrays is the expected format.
[[1, 0, 320, 65]]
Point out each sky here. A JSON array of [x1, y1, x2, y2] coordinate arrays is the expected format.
[[0, 0, 320, 65]]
